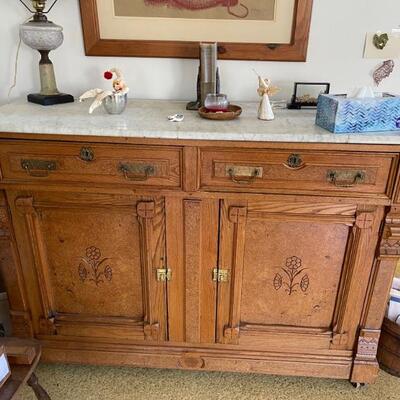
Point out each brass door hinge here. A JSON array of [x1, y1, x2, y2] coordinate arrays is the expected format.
[[156, 268, 172, 282], [213, 268, 229, 282]]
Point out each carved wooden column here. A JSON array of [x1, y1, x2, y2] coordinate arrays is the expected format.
[[351, 205, 400, 384], [137, 200, 167, 341], [0, 191, 33, 337], [221, 205, 247, 345], [14, 197, 56, 336], [331, 207, 383, 351]]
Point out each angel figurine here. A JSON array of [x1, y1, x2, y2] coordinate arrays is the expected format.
[[255, 71, 279, 121], [79, 68, 129, 114]]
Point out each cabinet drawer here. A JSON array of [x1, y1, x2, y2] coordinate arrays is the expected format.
[[200, 148, 397, 197], [0, 142, 182, 189]]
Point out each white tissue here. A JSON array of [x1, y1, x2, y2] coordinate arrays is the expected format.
[[387, 288, 400, 325], [351, 86, 376, 98], [393, 277, 400, 290]]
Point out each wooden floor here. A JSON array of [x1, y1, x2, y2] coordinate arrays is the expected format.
[[18, 364, 400, 400]]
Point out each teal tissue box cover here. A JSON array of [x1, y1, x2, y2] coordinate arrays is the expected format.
[[316, 93, 400, 133]]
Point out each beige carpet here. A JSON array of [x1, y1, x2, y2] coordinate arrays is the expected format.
[[18, 364, 400, 400]]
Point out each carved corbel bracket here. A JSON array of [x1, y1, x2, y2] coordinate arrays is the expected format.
[[137, 201, 155, 219], [15, 197, 36, 215], [331, 330, 348, 347], [223, 325, 240, 345], [355, 211, 374, 230], [39, 316, 57, 335], [144, 322, 160, 341], [228, 206, 247, 224], [380, 207, 400, 256]]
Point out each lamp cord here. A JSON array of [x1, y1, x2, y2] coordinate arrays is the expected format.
[[7, 17, 31, 102]]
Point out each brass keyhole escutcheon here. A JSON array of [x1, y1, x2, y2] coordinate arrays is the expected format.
[[79, 147, 95, 162], [287, 154, 303, 169]]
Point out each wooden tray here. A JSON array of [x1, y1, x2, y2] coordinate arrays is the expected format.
[[378, 317, 400, 377], [198, 105, 242, 121]]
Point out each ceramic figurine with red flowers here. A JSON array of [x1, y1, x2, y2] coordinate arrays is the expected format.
[[79, 68, 129, 114]]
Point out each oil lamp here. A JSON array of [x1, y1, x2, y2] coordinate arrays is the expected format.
[[19, 0, 74, 105]]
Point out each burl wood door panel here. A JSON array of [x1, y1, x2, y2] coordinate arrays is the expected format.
[[216, 199, 384, 352], [8, 191, 168, 342]]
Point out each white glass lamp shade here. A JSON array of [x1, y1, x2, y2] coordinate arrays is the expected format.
[[20, 20, 63, 51]]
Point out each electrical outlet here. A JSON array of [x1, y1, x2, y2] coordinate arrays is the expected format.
[[364, 32, 400, 59]]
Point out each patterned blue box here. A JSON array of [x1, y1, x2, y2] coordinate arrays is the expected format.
[[316, 93, 400, 133]]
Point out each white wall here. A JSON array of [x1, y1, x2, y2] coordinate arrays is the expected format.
[[1, 0, 400, 104]]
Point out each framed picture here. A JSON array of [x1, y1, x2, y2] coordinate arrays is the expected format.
[[79, 0, 313, 61], [288, 82, 331, 109]]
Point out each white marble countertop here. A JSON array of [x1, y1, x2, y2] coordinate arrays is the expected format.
[[1, 99, 400, 144]]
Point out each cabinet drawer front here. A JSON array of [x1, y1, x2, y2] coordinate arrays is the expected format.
[[0, 142, 182, 189], [200, 148, 396, 197]]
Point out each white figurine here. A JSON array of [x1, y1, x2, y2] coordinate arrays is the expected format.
[[254, 71, 279, 121]]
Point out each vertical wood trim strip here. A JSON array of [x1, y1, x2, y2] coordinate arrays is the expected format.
[[199, 199, 219, 343], [165, 197, 185, 342], [183, 147, 199, 192], [183, 200, 201, 343]]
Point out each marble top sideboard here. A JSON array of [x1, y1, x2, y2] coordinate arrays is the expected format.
[[1, 99, 400, 144]]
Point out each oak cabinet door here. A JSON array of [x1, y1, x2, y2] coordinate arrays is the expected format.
[[216, 199, 383, 352], [9, 191, 168, 342]]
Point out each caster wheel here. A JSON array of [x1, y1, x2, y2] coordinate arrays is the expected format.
[[352, 382, 368, 389]]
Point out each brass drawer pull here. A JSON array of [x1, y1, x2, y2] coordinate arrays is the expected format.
[[226, 166, 263, 185], [79, 147, 95, 162], [21, 159, 57, 177], [119, 163, 155, 181], [327, 170, 365, 188]]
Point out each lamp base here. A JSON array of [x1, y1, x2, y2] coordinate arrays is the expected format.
[[27, 93, 74, 106]]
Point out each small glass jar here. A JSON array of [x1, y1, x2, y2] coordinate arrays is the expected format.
[[204, 93, 229, 112]]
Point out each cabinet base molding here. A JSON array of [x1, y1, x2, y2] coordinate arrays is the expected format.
[[40, 339, 353, 380]]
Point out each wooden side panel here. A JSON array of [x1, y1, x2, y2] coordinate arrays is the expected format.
[[0, 191, 33, 337], [351, 206, 400, 384], [166, 197, 219, 344]]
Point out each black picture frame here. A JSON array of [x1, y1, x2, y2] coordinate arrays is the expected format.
[[288, 82, 331, 109]]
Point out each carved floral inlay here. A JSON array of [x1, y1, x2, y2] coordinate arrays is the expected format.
[[78, 246, 113, 286], [273, 256, 310, 295]]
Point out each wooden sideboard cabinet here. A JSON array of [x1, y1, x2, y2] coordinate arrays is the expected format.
[[1, 135, 400, 386]]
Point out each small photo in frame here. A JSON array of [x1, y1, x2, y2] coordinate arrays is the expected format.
[[288, 82, 331, 109]]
